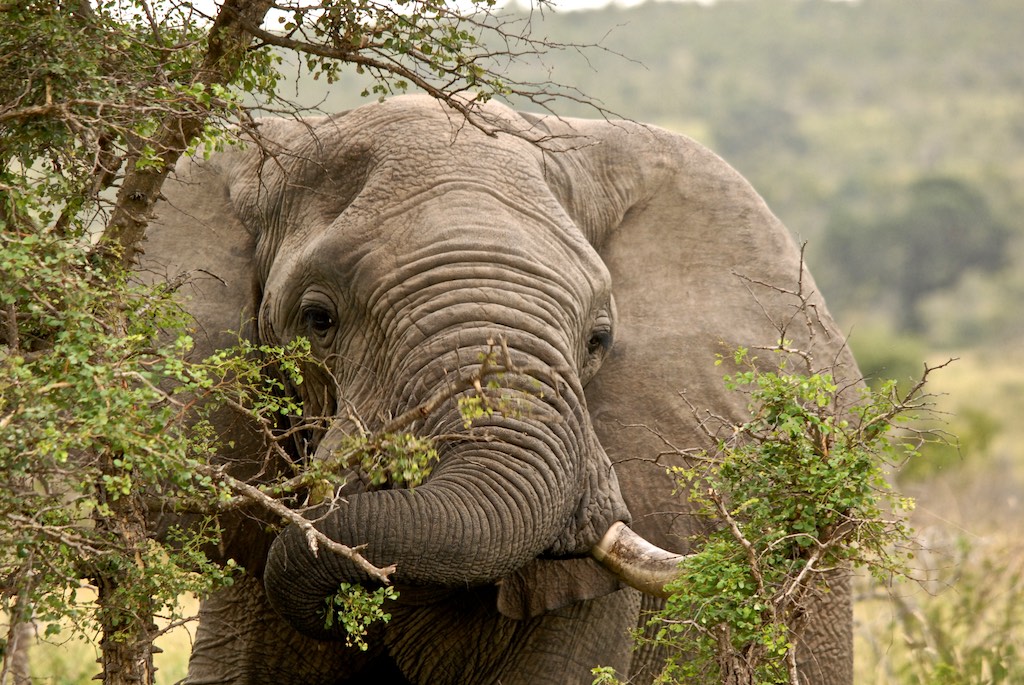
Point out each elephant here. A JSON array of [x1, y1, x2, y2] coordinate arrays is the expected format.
[[143, 94, 858, 684]]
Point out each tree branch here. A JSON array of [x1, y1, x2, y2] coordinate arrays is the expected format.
[[96, 0, 274, 268], [198, 464, 396, 584]]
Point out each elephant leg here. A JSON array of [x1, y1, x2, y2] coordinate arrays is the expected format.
[[185, 574, 376, 685], [384, 587, 641, 685]]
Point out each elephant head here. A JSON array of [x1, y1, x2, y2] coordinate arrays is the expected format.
[[145, 94, 856, 684]]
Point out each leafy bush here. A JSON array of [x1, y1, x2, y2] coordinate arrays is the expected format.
[[596, 345, 939, 684]]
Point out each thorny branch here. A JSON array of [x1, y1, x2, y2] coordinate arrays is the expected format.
[[196, 464, 396, 584], [732, 242, 828, 372], [181, 336, 551, 579]]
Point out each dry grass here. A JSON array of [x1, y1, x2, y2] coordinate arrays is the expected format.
[[855, 527, 1024, 684], [854, 345, 1024, 683]]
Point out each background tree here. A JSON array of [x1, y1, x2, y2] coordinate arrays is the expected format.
[[819, 176, 1010, 333]]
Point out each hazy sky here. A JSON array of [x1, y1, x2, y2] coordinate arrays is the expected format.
[[523, 0, 712, 9], [511, 0, 718, 11]]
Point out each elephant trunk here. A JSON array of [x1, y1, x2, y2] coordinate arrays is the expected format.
[[263, 346, 630, 640], [591, 521, 688, 599]]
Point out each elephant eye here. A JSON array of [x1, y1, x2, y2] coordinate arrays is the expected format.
[[302, 305, 335, 335], [587, 329, 612, 356]]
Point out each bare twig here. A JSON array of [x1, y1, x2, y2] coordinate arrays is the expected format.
[[197, 464, 395, 584]]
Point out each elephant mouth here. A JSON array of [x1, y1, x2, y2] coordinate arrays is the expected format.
[[591, 521, 688, 599]]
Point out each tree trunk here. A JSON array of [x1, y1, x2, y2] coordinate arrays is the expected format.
[[99, 0, 272, 267], [1, 601, 34, 685], [95, 576, 156, 685], [716, 625, 758, 685], [93, 450, 157, 685]]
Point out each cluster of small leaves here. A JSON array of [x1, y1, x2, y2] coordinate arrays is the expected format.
[[1, 2, 242, 172], [0, 225, 221, 638], [322, 583, 398, 650], [643, 347, 924, 684], [456, 348, 539, 429], [458, 381, 503, 428], [302, 431, 439, 503], [457, 383, 537, 428], [0, 1, 284, 284], [352, 432, 438, 488], [267, 0, 513, 102]]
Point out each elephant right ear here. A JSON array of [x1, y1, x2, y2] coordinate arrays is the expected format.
[[143, 153, 260, 355], [141, 146, 281, 570]]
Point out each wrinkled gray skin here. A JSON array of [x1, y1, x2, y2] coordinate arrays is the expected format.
[[143, 95, 857, 684]]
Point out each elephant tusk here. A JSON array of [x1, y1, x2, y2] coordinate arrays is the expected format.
[[592, 521, 688, 599]]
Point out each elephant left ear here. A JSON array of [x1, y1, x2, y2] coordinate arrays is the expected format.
[[519, 112, 857, 683], [524, 113, 860, 547], [495, 558, 621, 620]]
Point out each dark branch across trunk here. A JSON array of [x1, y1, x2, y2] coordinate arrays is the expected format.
[[98, 0, 272, 267]]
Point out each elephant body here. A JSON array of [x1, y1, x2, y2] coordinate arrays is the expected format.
[[144, 95, 856, 684]]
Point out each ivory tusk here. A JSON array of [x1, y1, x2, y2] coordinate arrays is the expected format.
[[591, 521, 688, 599]]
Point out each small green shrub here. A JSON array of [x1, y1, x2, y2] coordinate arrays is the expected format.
[[597, 345, 938, 684]]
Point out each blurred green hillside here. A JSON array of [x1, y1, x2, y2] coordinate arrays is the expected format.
[[275, 0, 1022, 478], [295, 0, 1024, 484]]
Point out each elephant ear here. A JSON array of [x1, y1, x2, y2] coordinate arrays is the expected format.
[[526, 116, 857, 682], [529, 117, 860, 547], [140, 139, 277, 573], [142, 153, 259, 356], [142, 115, 332, 375]]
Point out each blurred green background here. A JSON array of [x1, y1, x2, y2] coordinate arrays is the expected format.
[[29, 0, 1024, 681]]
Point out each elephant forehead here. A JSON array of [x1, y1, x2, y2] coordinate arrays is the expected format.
[[358, 130, 547, 202], [311, 183, 611, 300], [323, 93, 537, 156], [261, 107, 566, 250]]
